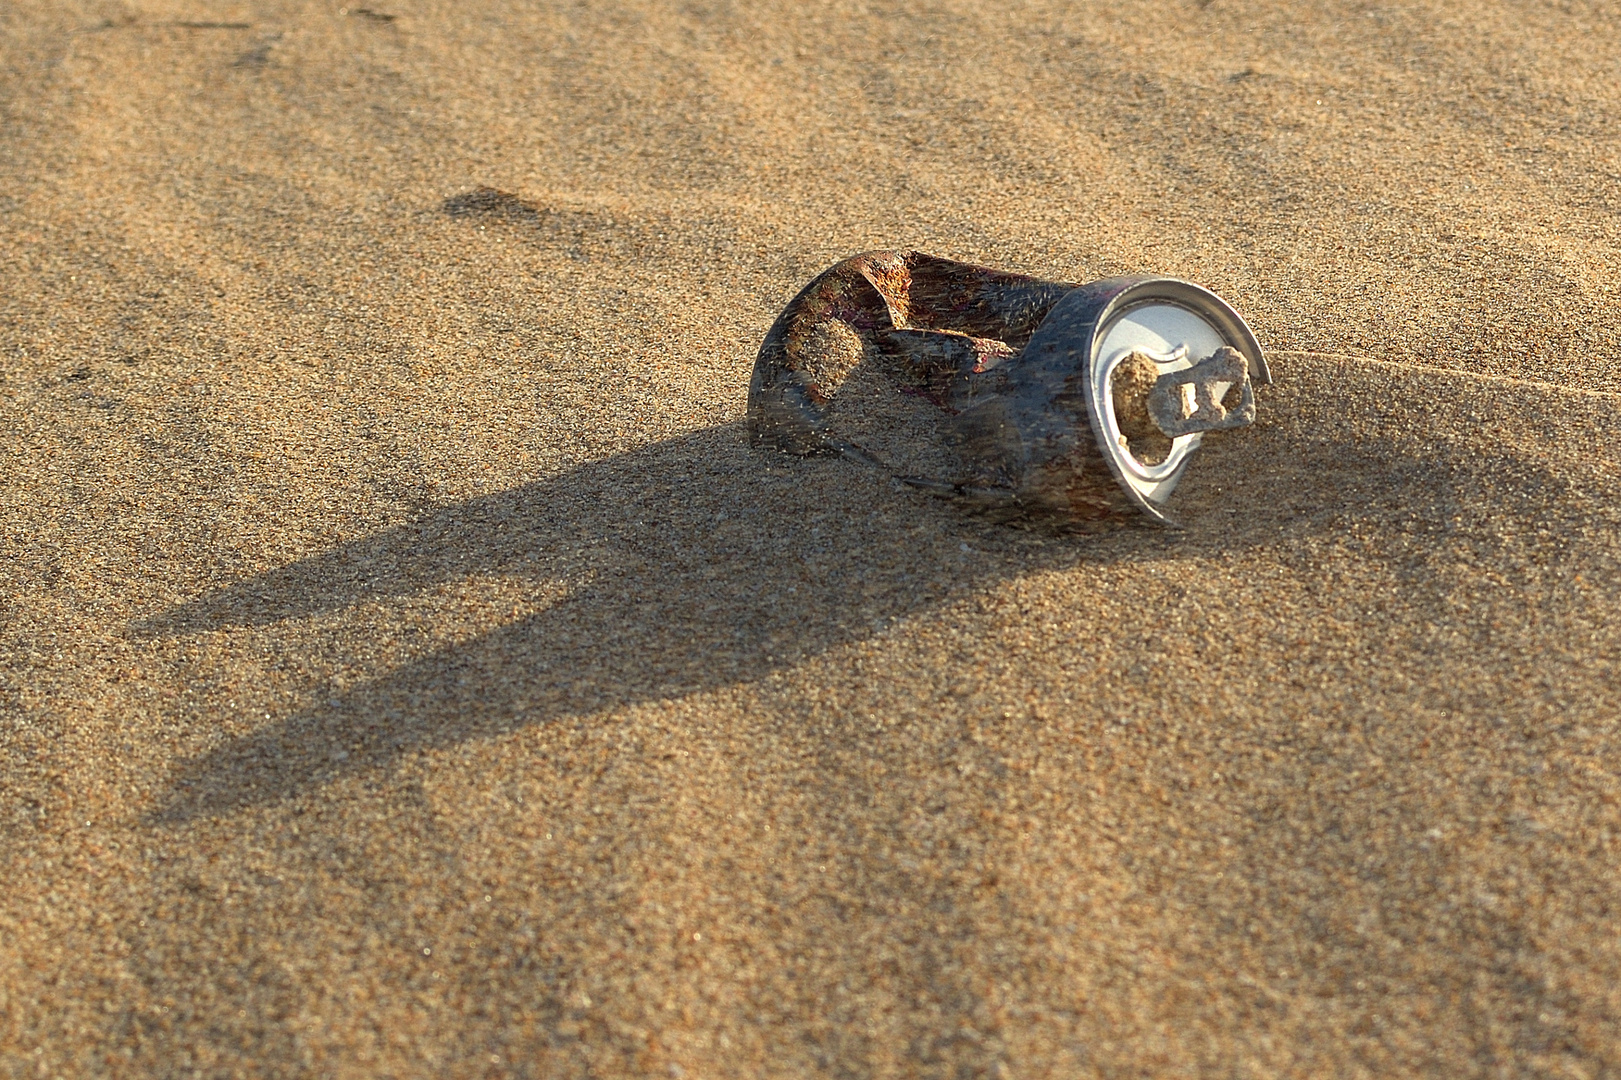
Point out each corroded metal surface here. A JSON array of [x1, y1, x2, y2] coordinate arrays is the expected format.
[[748, 251, 1268, 526], [747, 251, 1075, 458]]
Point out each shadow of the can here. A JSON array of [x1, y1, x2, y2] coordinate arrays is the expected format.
[[136, 353, 1603, 822]]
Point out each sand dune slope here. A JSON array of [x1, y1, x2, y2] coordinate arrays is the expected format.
[[4, 1, 1621, 1076]]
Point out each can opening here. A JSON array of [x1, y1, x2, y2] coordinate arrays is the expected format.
[[1109, 351, 1174, 467]]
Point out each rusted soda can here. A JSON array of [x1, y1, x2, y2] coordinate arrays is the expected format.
[[747, 251, 1269, 526]]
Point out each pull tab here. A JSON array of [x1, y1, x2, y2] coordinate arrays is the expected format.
[[1147, 346, 1256, 438]]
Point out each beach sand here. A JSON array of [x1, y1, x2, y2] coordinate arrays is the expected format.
[[4, 0, 1621, 1075]]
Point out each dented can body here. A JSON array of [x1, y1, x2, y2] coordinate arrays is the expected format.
[[748, 251, 1269, 526]]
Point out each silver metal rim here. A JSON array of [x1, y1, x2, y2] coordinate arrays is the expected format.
[[1081, 281, 1268, 522]]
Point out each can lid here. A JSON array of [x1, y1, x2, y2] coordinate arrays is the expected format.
[[1076, 279, 1268, 524]]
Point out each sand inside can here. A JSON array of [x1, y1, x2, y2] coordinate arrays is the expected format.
[[826, 348, 967, 482]]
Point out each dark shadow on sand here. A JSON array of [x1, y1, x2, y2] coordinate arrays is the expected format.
[[137, 368, 1610, 824], [137, 422, 1110, 820]]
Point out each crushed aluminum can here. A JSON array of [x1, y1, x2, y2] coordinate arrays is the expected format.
[[747, 251, 1270, 526]]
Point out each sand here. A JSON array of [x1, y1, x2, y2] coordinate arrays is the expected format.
[[4, 0, 1621, 1076]]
